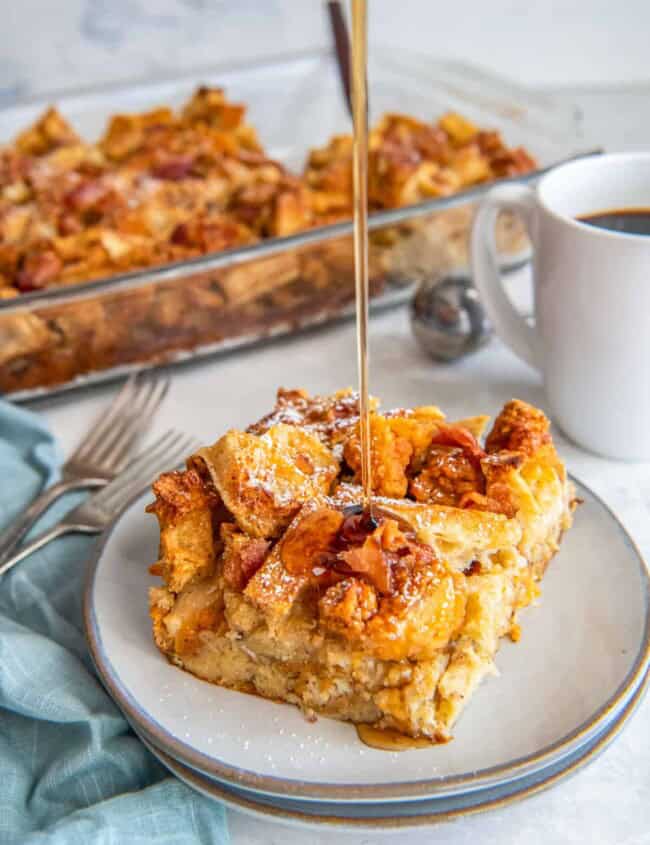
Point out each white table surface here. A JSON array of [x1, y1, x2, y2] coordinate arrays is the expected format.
[[32, 284, 650, 845], [27, 91, 650, 844]]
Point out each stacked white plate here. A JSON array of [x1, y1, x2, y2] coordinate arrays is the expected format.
[[84, 477, 649, 832]]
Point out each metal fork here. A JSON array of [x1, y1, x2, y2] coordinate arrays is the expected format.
[[0, 429, 198, 578], [0, 372, 170, 564]]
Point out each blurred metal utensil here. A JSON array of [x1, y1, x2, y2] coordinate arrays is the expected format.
[[0, 371, 170, 564], [0, 429, 198, 578], [327, 0, 369, 121], [410, 270, 492, 362], [327, 0, 353, 117]]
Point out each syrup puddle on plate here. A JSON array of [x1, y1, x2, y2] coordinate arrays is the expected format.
[[356, 724, 441, 751]]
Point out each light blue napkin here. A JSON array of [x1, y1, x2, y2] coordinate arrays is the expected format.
[[0, 401, 229, 845]]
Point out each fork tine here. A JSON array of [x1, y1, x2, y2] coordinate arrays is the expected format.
[[98, 434, 199, 515], [103, 434, 197, 508], [95, 374, 170, 474], [92, 431, 195, 511], [69, 374, 138, 465], [90, 430, 179, 507], [88, 374, 157, 466]]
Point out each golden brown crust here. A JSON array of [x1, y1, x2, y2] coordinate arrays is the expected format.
[[146, 468, 220, 593], [247, 387, 369, 452], [220, 523, 270, 591], [305, 111, 537, 223], [14, 108, 80, 156], [196, 424, 339, 538]]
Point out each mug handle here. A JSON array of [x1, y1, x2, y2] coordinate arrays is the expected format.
[[470, 184, 541, 370]]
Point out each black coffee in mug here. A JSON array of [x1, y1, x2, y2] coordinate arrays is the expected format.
[[578, 207, 650, 235]]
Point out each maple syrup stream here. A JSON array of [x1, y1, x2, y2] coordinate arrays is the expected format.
[[349, 0, 434, 750], [350, 0, 373, 519]]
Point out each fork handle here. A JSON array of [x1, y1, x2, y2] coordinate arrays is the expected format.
[[0, 477, 105, 565]]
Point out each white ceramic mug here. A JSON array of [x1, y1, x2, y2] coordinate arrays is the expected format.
[[471, 153, 650, 461]]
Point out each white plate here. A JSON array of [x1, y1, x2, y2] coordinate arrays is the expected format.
[[137, 667, 649, 832], [84, 477, 650, 803]]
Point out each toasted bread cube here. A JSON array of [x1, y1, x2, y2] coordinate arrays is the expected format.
[[197, 423, 339, 538], [438, 112, 479, 146], [15, 107, 79, 156], [244, 543, 310, 622], [486, 399, 552, 458], [146, 469, 218, 593], [100, 108, 175, 160], [382, 498, 521, 565]]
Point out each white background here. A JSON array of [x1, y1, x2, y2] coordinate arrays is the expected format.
[[3, 0, 650, 103]]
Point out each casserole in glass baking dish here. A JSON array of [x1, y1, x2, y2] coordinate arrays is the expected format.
[[0, 48, 587, 400]]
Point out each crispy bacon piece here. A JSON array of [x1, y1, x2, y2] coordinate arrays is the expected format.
[[463, 560, 482, 576], [458, 452, 523, 518], [279, 505, 412, 595], [409, 423, 487, 507], [16, 249, 62, 291], [429, 422, 486, 466], [409, 445, 484, 507], [221, 524, 270, 590], [489, 147, 537, 178], [152, 155, 196, 181], [339, 528, 393, 595], [64, 179, 110, 212], [410, 427, 527, 512], [280, 507, 344, 575], [337, 509, 378, 545]]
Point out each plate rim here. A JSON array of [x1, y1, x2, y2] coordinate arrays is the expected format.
[[137, 667, 649, 831], [84, 475, 650, 803]]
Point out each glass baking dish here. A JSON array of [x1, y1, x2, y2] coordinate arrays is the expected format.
[[0, 48, 588, 401]]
